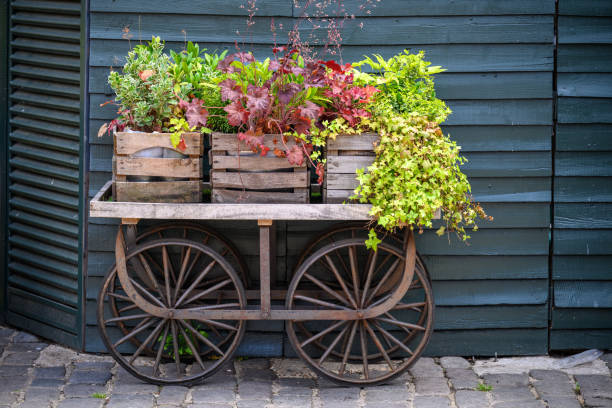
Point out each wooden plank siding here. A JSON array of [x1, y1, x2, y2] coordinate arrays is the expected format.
[[86, 1, 554, 356], [551, 1, 612, 350]]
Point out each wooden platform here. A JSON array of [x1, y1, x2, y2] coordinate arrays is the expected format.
[[90, 180, 375, 221]]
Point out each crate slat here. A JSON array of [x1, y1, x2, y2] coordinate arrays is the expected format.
[[115, 181, 200, 203], [114, 131, 201, 155], [211, 132, 310, 203], [115, 157, 201, 178]]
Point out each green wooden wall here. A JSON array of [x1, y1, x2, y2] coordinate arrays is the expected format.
[[551, 0, 612, 351], [83, 0, 606, 356]]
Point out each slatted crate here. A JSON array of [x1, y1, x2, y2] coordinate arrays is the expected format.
[[113, 131, 202, 202], [210, 132, 309, 203], [324, 133, 379, 203]]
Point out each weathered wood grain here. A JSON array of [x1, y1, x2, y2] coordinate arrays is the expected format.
[[115, 181, 200, 203], [554, 176, 612, 202], [553, 255, 612, 280], [212, 155, 303, 170], [115, 131, 201, 155], [211, 170, 307, 189], [554, 280, 612, 308], [558, 45, 612, 72], [550, 329, 612, 350], [327, 134, 379, 150], [558, 16, 612, 44], [115, 157, 200, 178], [556, 124, 612, 151], [554, 203, 612, 229], [213, 189, 308, 204], [554, 230, 612, 255], [212, 133, 300, 152]]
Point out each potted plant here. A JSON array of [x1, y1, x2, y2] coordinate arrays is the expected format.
[[210, 49, 377, 203], [99, 37, 226, 202]]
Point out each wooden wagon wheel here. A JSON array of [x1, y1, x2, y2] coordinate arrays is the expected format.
[[98, 238, 246, 385], [106, 222, 250, 352], [286, 237, 434, 385]]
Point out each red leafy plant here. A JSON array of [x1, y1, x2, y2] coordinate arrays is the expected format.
[[217, 47, 378, 182]]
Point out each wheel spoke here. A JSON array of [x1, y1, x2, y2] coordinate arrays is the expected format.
[[162, 246, 174, 306], [293, 294, 352, 311], [108, 292, 130, 302], [300, 320, 346, 348], [360, 249, 378, 308], [177, 321, 206, 369], [359, 321, 369, 380], [130, 278, 166, 308], [154, 322, 169, 376], [348, 245, 361, 305], [170, 320, 181, 377], [137, 253, 168, 306], [372, 320, 414, 356], [318, 323, 350, 365], [113, 317, 155, 347], [180, 319, 225, 357], [303, 273, 353, 309], [187, 303, 241, 311], [378, 314, 426, 332], [339, 321, 358, 376], [198, 319, 238, 332], [393, 301, 426, 312], [173, 246, 192, 304], [324, 255, 358, 309], [364, 258, 401, 307], [182, 278, 232, 306], [174, 258, 217, 308], [129, 318, 167, 364], [118, 304, 139, 314], [363, 320, 394, 370], [105, 313, 152, 324]]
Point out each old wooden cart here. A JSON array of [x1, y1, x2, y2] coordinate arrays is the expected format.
[[90, 180, 435, 386]]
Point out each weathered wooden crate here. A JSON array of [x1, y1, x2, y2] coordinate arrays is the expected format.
[[113, 131, 202, 203], [324, 133, 379, 203], [210, 132, 309, 203]]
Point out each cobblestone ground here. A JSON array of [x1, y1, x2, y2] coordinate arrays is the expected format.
[[0, 326, 611, 408]]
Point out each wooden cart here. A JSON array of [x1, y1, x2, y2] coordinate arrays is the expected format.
[[90, 181, 436, 386]]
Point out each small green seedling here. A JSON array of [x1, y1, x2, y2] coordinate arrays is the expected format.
[[91, 393, 107, 399], [476, 383, 493, 392], [574, 383, 581, 393]]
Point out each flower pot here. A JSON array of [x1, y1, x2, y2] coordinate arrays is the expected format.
[[112, 131, 203, 203], [324, 132, 378, 203], [210, 132, 309, 203]]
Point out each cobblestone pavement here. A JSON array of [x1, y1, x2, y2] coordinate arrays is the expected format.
[[0, 326, 611, 408]]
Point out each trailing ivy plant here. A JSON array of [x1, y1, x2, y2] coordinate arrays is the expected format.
[[335, 50, 491, 249]]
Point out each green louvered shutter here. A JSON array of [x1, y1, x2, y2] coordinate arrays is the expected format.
[[6, 0, 83, 348]]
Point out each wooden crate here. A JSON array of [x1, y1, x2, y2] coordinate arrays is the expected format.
[[113, 131, 202, 203], [324, 133, 379, 203], [210, 132, 309, 203]]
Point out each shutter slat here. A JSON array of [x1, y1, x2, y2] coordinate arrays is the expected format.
[[11, 90, 80, 112], [10, 130, 80, 154], [10, 143, 80, 168], [11, 51, 80, 71], [10, 196, 78, 224]]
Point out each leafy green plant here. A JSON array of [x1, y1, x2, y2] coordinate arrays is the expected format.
[[574, 383, 581, 393], [91, 393, 107, 399], [107, 36, 176, 132], [159, 324, 208, 358], [476, 383, 493, 392]]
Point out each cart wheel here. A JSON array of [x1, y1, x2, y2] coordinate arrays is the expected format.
[[286, 239, 434, 385], [136, 222, 250, 288], [98, 238, 246, 386], [294, 222, 431, 284]]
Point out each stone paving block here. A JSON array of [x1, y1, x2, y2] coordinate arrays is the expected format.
[[13, 332, 39, 343], [412, 395, 451, 408], [0, 392, 18, 405], [57, 398, 105, 408], [540, 397, 582, 408], [236, 400, 268, 408], [235, 358, 270, 371], [68, 369, 112, 385], [440, 356, 471, 369], [483, 373, 530, 388], [6, 342, 48, 352], [409, 358, 444, 378], [574, 375, 612, 399], [272, 393, 312, 408], [277, 377, 314, 396], [0, 376, 29, 392], [29, 378, 65, 388], [364, 403, 409, 408], [582, 395, 612, 407], [74, 361, 114, 371], [33, 366, 66, 379], [3, 352, 40, 365], [106, 393, 155, 408], [454, 390, 489, 408], [116, 366, 155, 384], [530, 369, 571, 382], [0, 365, 29, 377], [490, 387, 538, 403], [0, 328, 15, 339], [112, 382, 158, 395], [445, 368, 480, 390], [319, 386, 361, 403], [192, 375, 236, 390], [192, 387, 236, 403], [533, 379, 575, 397], [17, 401, 52, 408], [237, 380, 272, 400], [602, 353, 612, 367], [492, 401, 545, 408], [63, 384, 107, 398], [415, 376, 450, 395], [23, 386, 60, 402], [238, 368, 276, 382], [364, 384, 411, 402], [157, 386, 188, 405]]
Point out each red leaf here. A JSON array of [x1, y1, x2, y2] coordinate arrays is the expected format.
[[245, 85, 271, 113], [179, 98, 209, 128], [300, 101, 323, 120], [286, 145, 305, 166], [224, 100, 250, 126], [219, 79, 244, 102], [177, 136, 187, 152], [139, 70, 155, 81], [315, 162, 325, 184]]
